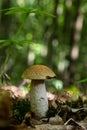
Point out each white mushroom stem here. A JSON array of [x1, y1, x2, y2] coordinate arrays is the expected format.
[[30, 80, 48, 118]]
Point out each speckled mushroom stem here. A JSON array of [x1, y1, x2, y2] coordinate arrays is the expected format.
[[30, 80, 48, 118]]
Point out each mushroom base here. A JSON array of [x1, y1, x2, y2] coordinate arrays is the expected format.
[[30, 80, 48, 118]]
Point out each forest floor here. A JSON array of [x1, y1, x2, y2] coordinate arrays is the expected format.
[[0, 85, 87, 130]]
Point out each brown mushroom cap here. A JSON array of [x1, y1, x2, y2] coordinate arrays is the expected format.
[[22, 65, 56, 80]]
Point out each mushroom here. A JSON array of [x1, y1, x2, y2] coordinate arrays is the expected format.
[[22, 65, 56, 118]]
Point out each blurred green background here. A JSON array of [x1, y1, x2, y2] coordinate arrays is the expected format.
[[0, 0, 87, 92]]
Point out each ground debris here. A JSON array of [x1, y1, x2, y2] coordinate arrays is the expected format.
[[23, 124, 67, 130], [65, 118, 86, 130]]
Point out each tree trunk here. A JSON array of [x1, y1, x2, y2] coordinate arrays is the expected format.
[[46, 0, 59, 68], [65, 0, 83, 85], [0, 0, 11, 73]]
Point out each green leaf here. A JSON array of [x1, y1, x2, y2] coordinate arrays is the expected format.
[[0, 40, 10, 43], [77, 78, 87, 83], [37, 10, 55, 17], [5, 7, 38, 15], [0, 40, 13, 48], [5, 7, 55, 17], [0, 6, 55, 18]]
